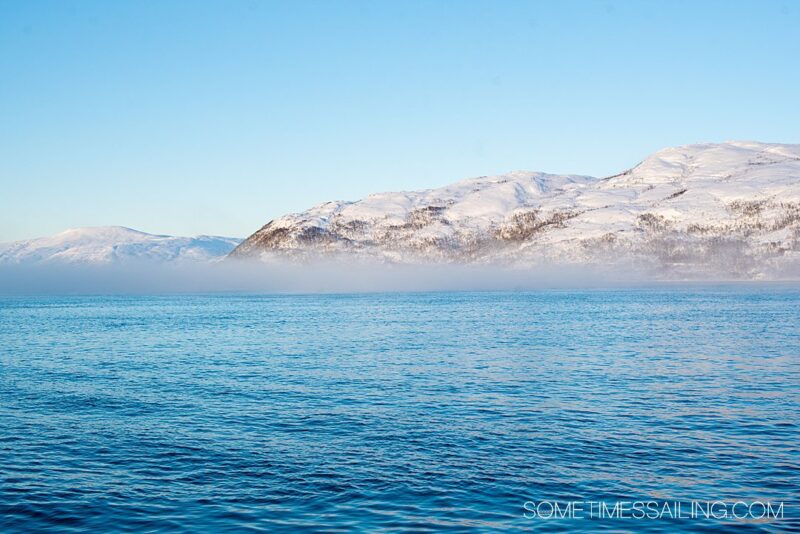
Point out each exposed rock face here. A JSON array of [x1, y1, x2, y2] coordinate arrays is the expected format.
[[231, 142, 800, 278]]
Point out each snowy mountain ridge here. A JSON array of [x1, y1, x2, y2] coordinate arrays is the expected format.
[[231, 141, 800, 278], [0, 226, 241, 265]]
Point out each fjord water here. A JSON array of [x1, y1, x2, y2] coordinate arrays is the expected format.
[[1, 289, 798, 532]]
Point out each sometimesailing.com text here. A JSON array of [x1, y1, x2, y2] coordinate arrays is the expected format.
[[523, 500, 786, 521]]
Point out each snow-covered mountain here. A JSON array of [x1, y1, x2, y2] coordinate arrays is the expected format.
[[0, 227, 241, 265], [231, 141, 800, 278]]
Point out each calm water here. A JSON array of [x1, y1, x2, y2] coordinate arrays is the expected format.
[[1, 288, 799, 532]]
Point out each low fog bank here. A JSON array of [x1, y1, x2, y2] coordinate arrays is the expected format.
[[0, 260, 664, 295], [3, 259, 800, 295]]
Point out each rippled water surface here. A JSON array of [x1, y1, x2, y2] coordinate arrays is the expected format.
[[1, 288, 799, 532]]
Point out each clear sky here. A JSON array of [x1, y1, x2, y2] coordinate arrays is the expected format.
[[1, 0, 798, 241]]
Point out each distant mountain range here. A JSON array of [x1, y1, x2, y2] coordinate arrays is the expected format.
[[0, 226, 241, 265], [4, 142, 800, 279], [231, 141, 800, 278]]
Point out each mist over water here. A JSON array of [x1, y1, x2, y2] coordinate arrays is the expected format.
[[3, 260, 799, 530], [0, 260, 654, 295]]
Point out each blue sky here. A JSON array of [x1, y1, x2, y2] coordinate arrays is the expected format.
[[1, 0, 798, 241]]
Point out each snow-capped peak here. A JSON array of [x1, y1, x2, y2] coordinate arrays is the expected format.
[[232, 141, 800, 279], [615, 141, 800, 186], [0, 226, 242, 265]]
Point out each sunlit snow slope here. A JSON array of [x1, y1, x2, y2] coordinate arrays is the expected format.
[[232, 142, 800, 278], [0, 227, 242, 264]]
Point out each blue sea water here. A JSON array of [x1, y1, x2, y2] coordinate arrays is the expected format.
[[1, 288, 799, 532]]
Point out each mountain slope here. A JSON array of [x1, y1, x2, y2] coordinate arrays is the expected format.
[[231, 141, 800, 278], [0, 227, 242, 264]]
